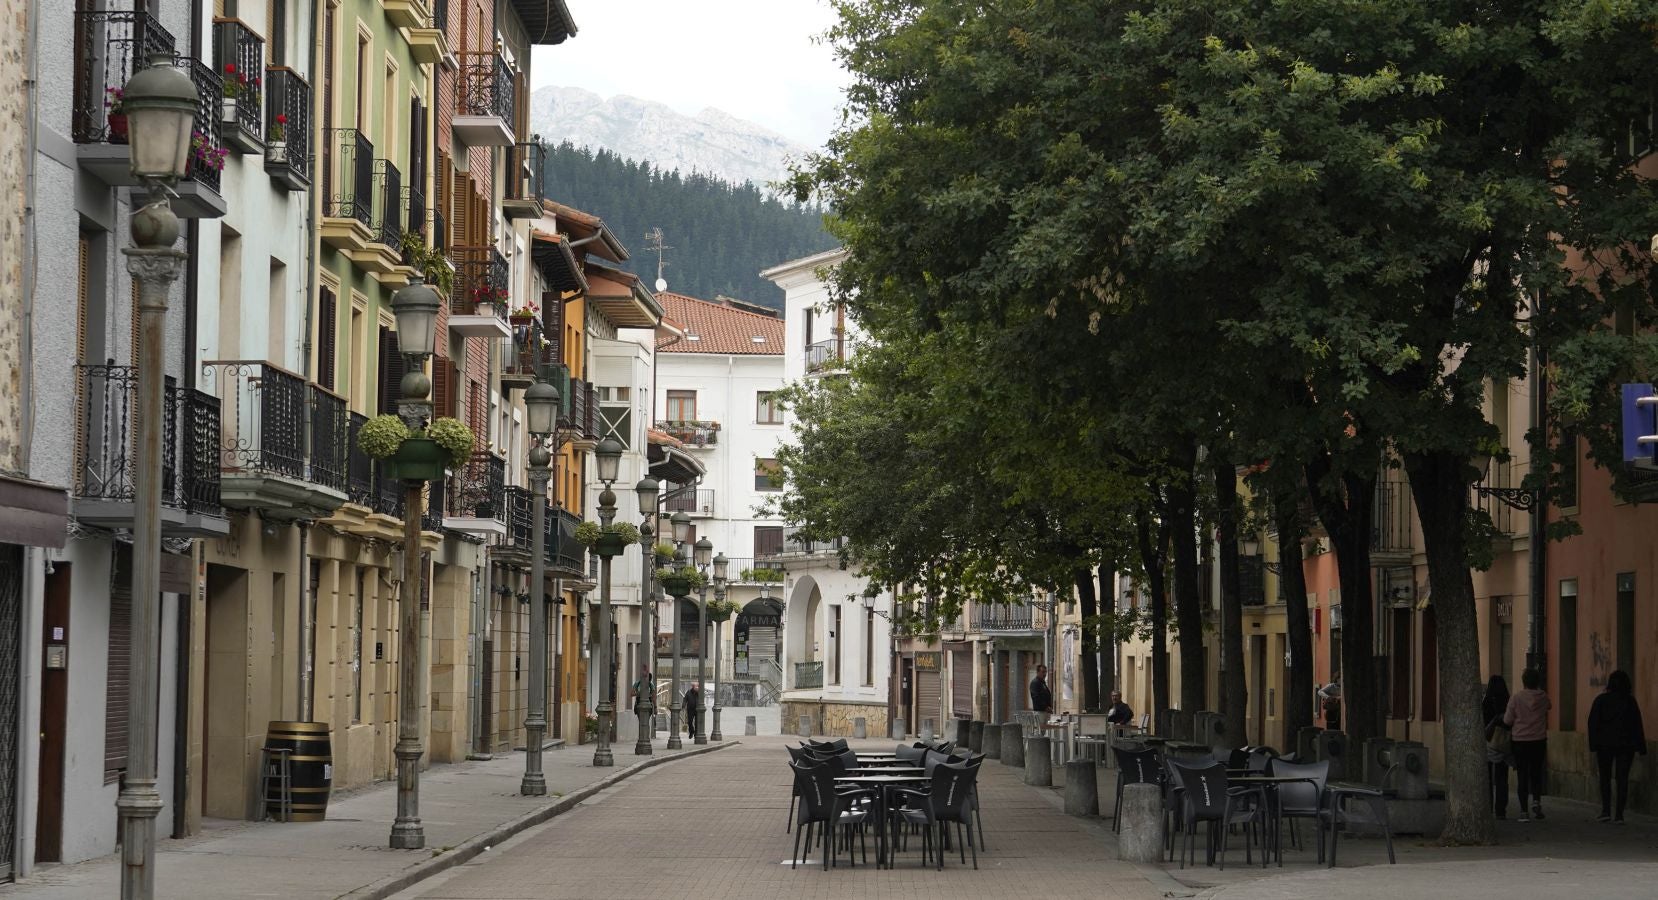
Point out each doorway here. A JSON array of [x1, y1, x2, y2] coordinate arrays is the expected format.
[[203, 564, 251, 819], [35, 563, 70, 862]]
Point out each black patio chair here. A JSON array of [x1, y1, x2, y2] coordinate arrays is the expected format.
[[789, 760, 872, 870], [1320, 765, 1397, 867], [1265, 757, 1329, 855], [1111, 745, 1160, 833], [896, 743, 927, 763], [893, 760, 981, 870], [1169, 762, 1266, 871]]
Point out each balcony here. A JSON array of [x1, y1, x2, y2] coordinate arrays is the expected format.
[[383, 0, 430, 30], [793, 661, 824, 690], [71, 11, 228, 217], [805, 337, 849, 375], [213, 18, 264, 154], [774, 525, 846, 559], [346, 412, 374, 508], [722, 557, 785, 585], [1371, 472, 1415, 561], [658, 420, 718, 449], [503, 486, 533, 558], [349, 158, 407, 278], [406, 0, 453, 67], [970, 601, 1048, 633], [568, 378, 597, 443], [547, 507, 586, 575], [664, 488, 715, 517], [502, 318, 553, 394], [72, 364, 228, 538], [321, 128, 374, 252], [263, 67, 311, 190], [444, 451, 507, 537], [205, 361, 349, 520], [447, 246, 512, 339], [453, 50, 514, 147], [502, 141, 546, 219]]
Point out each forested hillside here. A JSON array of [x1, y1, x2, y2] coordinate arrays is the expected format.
[[541, 142, 835, 309]]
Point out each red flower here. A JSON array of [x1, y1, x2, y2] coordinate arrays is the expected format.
[[224, 63, 237, 75], [276, 114, 287, 124]]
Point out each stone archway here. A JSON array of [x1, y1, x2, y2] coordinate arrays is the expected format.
[[783, 575, 822, 690]]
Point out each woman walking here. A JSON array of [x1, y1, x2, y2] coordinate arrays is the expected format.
[[1587, 669, 1647, 824], [1483, 675, 1512, 819], [1504, 668, 1551, 822]]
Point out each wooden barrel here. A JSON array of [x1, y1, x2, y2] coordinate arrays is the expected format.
[[265, 721, 333, 822]]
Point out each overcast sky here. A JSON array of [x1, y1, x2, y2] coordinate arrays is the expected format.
[[530, 0, 851, 149]]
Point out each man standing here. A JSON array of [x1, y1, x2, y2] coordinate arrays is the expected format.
[[630, 665, 654, 722], [1030, 664, 1053, 715], [684, 682, 701, 739], [1106, 690, 1134, 726]]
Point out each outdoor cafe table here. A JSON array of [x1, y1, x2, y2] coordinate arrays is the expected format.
[[1074, 735, 1110, 765], [1227, 774, 1321, 866], [834, 773, 930, 868], [857, 758, 922, 768]]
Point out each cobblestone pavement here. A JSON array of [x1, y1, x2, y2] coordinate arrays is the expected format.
[[394, 735, 1172, 900]]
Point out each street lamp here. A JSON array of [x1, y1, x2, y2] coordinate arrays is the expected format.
[[710, 553, 729, 740], [591, 437, 625, 766], [633, 476, 660, 755], [520, 380, 559, 796], [671, 510, 692, 544], [693, 537, 713, 744], [660, 546, 694, 748], [115, 53, 197, 900], [388, 275, 442, 851]]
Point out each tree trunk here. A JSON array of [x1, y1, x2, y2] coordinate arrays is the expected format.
[[1169, 452, 1206, 716], [1276, 494, 1315, 743], [1405, 450, 1494, 846], [1097, 567, 1116, 701], [1214, 458, 1247, 746], [1075, 566, 1101, 711], [1304, 457, 1382, 749], [1136, 504, 1171, 729]]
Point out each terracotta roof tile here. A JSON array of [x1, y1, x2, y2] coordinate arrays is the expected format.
[[655, 291, 784, 355]]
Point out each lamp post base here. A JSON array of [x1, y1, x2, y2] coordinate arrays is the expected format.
[[667, 703, 683, 749], [694, 706, 707, 745], [116, 776, 163, 899], [592, 701, 615, 767], [520, 719, 548, 796], [634, 704, 655, 755], [389, 740, 425, 849], [711, 705, 723, 742]]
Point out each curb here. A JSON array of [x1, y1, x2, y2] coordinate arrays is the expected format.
[[338, 740, 738, 899]]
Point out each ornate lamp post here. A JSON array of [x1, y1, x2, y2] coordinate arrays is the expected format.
[[590, 437, 625, 766], [114, 54, 197, 900], [388, 267, 444, 851], [633, 476, 660, 755], [520, 381, 560, 794], [692, 537, 713, 744], [709, 553, 729, 741], [666, 511, 692, 748]]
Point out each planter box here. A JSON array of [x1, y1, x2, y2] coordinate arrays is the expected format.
[[382, 437, 448, 482]]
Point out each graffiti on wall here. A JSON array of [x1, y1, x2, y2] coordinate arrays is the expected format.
[[1589, 631, 1612, 688]]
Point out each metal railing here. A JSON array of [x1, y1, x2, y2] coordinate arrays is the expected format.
[[658, 421, 719, 448], [406, 183, 426, 250], [1372, 473, 1415, 555], [507, 140, 546, 203], [432, 0, 449, 31], [373, 460, 403, 517], [373, 159, 403, 249], [213, 18, 263, 141], [506, 318, 552, 380], [449, 245, 511, 317], [548, 507, 585, 573], [432, 205, 447, 254], [72, 10, 178, 144], [264, 67, 311, 181], [323, 128, 373, 228], [794, 661, 824, 690], [664, 488, 715, 516], [568, 376, 590, 436], [721, 557, 785, 584], [183, 57, 226, 194], [307, 385, 349, 493], [206, 361, 306, 479], [446, 451, 506, 520], [505, 485, 533, 549], [456, 50, 514, 124], [1474, 458, 1526, 537], [347, 412, 374, 507], [805, 338, 848, 374], [970, 601, 1049, 632], [74, 364, 222, 515], [776, 525, 846, 557]]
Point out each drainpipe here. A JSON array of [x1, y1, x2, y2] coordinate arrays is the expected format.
[[1526, 289, 1548, 680], [297, 524, 313, 721], [296, 0, 322, 727]]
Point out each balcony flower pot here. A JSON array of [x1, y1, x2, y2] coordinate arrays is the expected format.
[[384, 437, 448, 482], [107, 113, 129, 144], [266, 140, 288, 165], [476, 300, 498, 318], [221, 97, 239, 125]]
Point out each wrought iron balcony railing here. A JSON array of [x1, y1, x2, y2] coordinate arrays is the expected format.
[[263, 67, 311, 188], [447, 451, 506, 521], [323, 128, 374, 229], [347, 412, 374, 507], [456, 50, 514, 123], [373, 159, 403, 249], [505, 318, 553, 380], [794, 661, 824, 690], [406, 183, 426, 250], [183, 58, 226, 194], [213, 18, 263, 150], [969, 601, 1048, 632], [503, 141, 546, 215], [307, 385, 349, 493], [432, 205, 447, 254], [1371, 473, 1415, 555], [204, 362, 347, 494], [74, 364, 222, 516], [505, 485, 533, 550], [664, 488, 715, 516], [658, 420, 718, 448], [449, 245, 511, 317], [721, 558, 786, 585], [548, 506, 585, 573], [805, 338, 849, 374], [72, 10, 178, 144], [569, 378, 597, 440], [776, 525, 846, 558]]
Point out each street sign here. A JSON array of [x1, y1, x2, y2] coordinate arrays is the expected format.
[[1621, 383, 1657, 464]]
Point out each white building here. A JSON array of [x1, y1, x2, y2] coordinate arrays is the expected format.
[[760, 250, 892, 738], [652, 291, 787, 707]]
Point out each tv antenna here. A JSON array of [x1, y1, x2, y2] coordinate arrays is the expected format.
[[644, 227, 672, 292]]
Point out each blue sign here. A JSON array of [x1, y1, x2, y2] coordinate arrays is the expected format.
[[1622, 383, 1657, 462]]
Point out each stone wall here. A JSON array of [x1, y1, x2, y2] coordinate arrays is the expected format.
[[0, 0, 26, 473], [781, 699, 888, 738]]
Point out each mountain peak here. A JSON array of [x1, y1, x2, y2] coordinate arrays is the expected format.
[[530, 86, 810, 188]]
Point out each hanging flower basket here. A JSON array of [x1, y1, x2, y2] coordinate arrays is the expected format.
[[383, 437, 448, 482], [595, 532, 629, 557]]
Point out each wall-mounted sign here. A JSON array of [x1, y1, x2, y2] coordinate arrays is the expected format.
[[739, 613, 781, 628], [46, 644, 67, 669], [914, 652, 941, 672]]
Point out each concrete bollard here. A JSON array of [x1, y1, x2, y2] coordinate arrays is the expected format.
[[921, 719, 935, 742], [983, 723, 1003, 759], [854, 717, 868, 739], [744, 715, 757, 736], [1064, 759, 1099, 816], [970, 720, 986, 752], [1024, 736, 1052, 786], [797, 716, 813, 737], [1296, 726, 1323, 763], [954, 718, 972, 746], [890, 717, 906, 740], [1117, 783, 1165, 862], [1002, 725, 1025, 767]]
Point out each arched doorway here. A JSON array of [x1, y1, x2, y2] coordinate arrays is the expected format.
[[735, 598, 784, 704], [784, 576, 822, 691]]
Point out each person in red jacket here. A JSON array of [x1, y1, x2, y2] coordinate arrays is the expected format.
[[1588, 669, 1647, 824]]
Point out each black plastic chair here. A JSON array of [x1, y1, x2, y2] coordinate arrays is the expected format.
[[1266, 758, 1329, 855], [894, 760, 981, 869], [1170, 762, 1265, 870], [1112, 746, 1160, 833], [789, 760, 872, 869], [1320, 765, 1397, 867], [896, 743, 927, 764], [784, 745, 816, 833]]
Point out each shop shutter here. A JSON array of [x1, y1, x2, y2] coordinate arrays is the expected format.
[[317, 284, 338, 390], [104, 545, 132, 783], [949, 649, 972, 720], [916, 669, 942, 732], [376, 326, 406, 415], [432, 355, 457, 419], [542, 291, 561, 364]]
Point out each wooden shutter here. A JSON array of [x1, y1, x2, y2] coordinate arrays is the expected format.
[[432, 355, 457, 419], [916, 669, 942, 731], [950, 649, 973, 719], [376, 326, 407, 415], [467, 379, 484, 443], [268, 0, 287, 66], [542, 291, 561, 363], [452, 173, 473, 248], [317, 285, 338, 390], [105, 545, 133, 783]]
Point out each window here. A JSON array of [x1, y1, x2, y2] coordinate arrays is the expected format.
[[666, 389, 697, 422], [828, 605, 841, 685], [598, 385, 629, 402], [1559, 582, 1577, 731], [754, 458, 783, 492], [753, 525, 783, 558], [864, 609, 876, 686], [757, 391, 782, 424], [356, 32, 370, 129]]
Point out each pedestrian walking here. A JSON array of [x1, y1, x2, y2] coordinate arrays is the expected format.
[[684, 683, 700, 739], [1030, 664, 1053, 715], [1588, 669, 1647, 824], [1504, 667, 1551, 822], [1483, 675, 1513, 819]]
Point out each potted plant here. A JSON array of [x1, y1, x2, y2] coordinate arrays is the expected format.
[[507, 295, 538, 321], [357, 414, 475, 483], [266, 113, 288, 164], [220, 63, 250, 123], [471, 283, 510, 317], [190, 131, 228, 174], [105, 86, 128, 143], [397, 233, 456, 294], [575, 520, 641, 558], [708, 598, 742, 623]]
